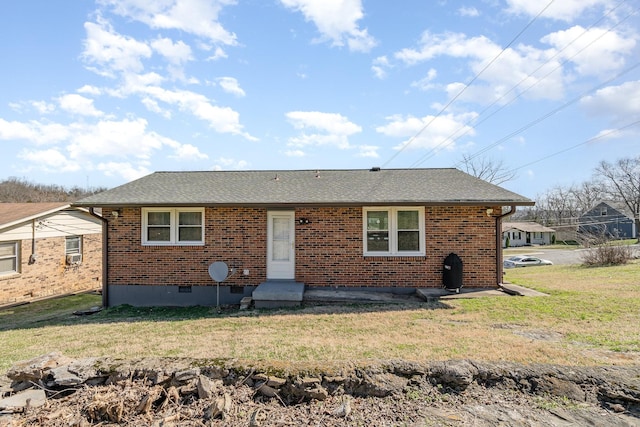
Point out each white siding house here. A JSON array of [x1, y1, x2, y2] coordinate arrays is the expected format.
[[502, 222, 555, 247]]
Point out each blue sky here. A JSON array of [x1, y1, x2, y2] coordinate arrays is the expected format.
[[0, 0, 639, 199]]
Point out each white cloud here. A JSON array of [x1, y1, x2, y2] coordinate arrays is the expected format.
[[458, 7, 479, 17], [168, 143, 209, 161], [141, 97, 172, 118], [217, 77, 246, 97], [411, 68, 438, 91], [82, 18, 152, 76], [371, 56, 391, 79], [18, 148, 80, 173], [356, 145, 379, 158], [97, 161, 151, 181], [287, 111, 362, 135], [286, 111, 362, 150], [140, 86, 256, 140], [284, 149, 305, 157], [31, 101, 56, 114], [206, 46, 228, 61], [505, 0, 611, 22], [580, 80, 640, 120], [77, 85, 102, 95], [0, 119, 71, 145], [542, 26, 636, 77], [280, 0, 376, 52], [395, 31, 567, 102], [99, 0, 238, 45], [151, 37, 193, 64], [376, 112, 478, 152], [211, 157, 249, 170], [58, 94, 104, 117]]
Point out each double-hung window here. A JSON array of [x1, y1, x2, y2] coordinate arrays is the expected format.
[[363, 207, 425, 256], [65, 236, 82, 255], [142, 208, 205, 246], [0, 241, 19, 276]]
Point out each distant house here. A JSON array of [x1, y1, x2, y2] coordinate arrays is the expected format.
[[502, 222, 555, 247], [0, 203, 103, 307], [578, 201, 636, 239], [75, 168, 533, 307]]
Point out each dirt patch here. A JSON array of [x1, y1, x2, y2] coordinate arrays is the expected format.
[[1, 354, 639, 426]]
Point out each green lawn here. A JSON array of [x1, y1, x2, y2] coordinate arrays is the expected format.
[[1, 262, 639, 374]]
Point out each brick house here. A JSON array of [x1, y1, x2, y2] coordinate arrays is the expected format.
[[75, 168, 533, 307], [0, 203, 103, 307]]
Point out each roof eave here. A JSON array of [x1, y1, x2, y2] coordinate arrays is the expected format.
[[73, 200, 535, 208]]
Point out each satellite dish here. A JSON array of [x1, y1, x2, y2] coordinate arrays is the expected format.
[[209, 261, 229, 283]]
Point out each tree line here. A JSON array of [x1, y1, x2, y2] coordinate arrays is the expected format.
[[0, 177, 107, 203]]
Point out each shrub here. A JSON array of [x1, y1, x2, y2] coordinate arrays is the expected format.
[[579, 233, 634, 266]]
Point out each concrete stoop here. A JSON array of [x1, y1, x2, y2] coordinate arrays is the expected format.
[[252, 281, 305, 309]]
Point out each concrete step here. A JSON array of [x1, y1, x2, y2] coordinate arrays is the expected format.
[[252, 281, 304, 309]]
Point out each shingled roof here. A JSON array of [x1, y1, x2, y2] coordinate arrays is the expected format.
[[74, 168, 534, 207], [0, 203, 70, 231]]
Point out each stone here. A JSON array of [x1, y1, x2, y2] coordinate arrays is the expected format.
[[7, 352, 73, 383], [531, 376, 585, 402], [266, 376, 287, 388], [430, 360, 478, 390], [174, 368, 200, 383], [197, 375, 213, 399], [0, 389, 46, 409]]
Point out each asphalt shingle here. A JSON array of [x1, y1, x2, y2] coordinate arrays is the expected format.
[[74, 168, 534, 207]]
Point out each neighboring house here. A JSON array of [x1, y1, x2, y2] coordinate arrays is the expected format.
[[0, 203, 103, 307], [578, 201, 636, 239], [502, 222, 556, 247], [74, 168, 533, 307]]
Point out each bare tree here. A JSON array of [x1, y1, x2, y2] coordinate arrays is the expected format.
[[595, 156, 640, 240], [459, 155, 517, 185]]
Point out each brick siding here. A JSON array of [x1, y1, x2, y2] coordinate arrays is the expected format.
[[0, 234, 102, 306], [106, 205, 499, 289]]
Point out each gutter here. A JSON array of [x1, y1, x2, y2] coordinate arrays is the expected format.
[[496, 206, 516, 287], [89, 208, 109, 308]]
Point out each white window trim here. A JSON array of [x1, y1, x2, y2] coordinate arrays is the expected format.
[[0, 241, 19, 276], [363, 207, 425, 257], [65, 236, 82, 255], [142, 208, 205, 246]]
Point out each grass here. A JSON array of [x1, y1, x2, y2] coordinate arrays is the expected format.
[[1, 262, 639, 373]]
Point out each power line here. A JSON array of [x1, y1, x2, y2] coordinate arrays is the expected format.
[[508, 119, 640, 173], [380, 0, 556, 168], [410, 0, 636, 168]]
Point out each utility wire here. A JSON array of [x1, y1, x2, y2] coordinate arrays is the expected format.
[[380, 0, 556, 168], [411, 0, 636, 168], [438, 60, 640, 166], [508, 118, 640, 173]]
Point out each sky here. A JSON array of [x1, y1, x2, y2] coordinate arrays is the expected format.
[[0, 0, 639, 199]]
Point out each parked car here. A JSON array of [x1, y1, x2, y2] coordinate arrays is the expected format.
[[503, 255, 553, 268]]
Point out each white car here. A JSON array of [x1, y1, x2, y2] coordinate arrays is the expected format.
[[503, 255, 553, 268]]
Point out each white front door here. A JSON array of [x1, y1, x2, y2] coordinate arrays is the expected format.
[[267, 210, 295, 279]]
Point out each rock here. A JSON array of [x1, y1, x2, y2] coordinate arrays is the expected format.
[[0, 389, 46, 409], [204, 393, 231, 420], [531, 376, 585, 401], [197, 375, 213, 399], [253, 373, 286, 388], [349, 372, 408, 397], [7, 352, 73, 383], [174, 368, 200, 383], [430, 360, 478, 390]]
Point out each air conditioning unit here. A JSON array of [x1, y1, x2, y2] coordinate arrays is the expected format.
[[66, 254, 83, 265]]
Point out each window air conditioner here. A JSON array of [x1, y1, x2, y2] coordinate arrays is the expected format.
[[66, 254, 83, 265]]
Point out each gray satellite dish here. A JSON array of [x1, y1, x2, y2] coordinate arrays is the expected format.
[[208, 261, 229, 283], [208, 261, 229, 309]]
